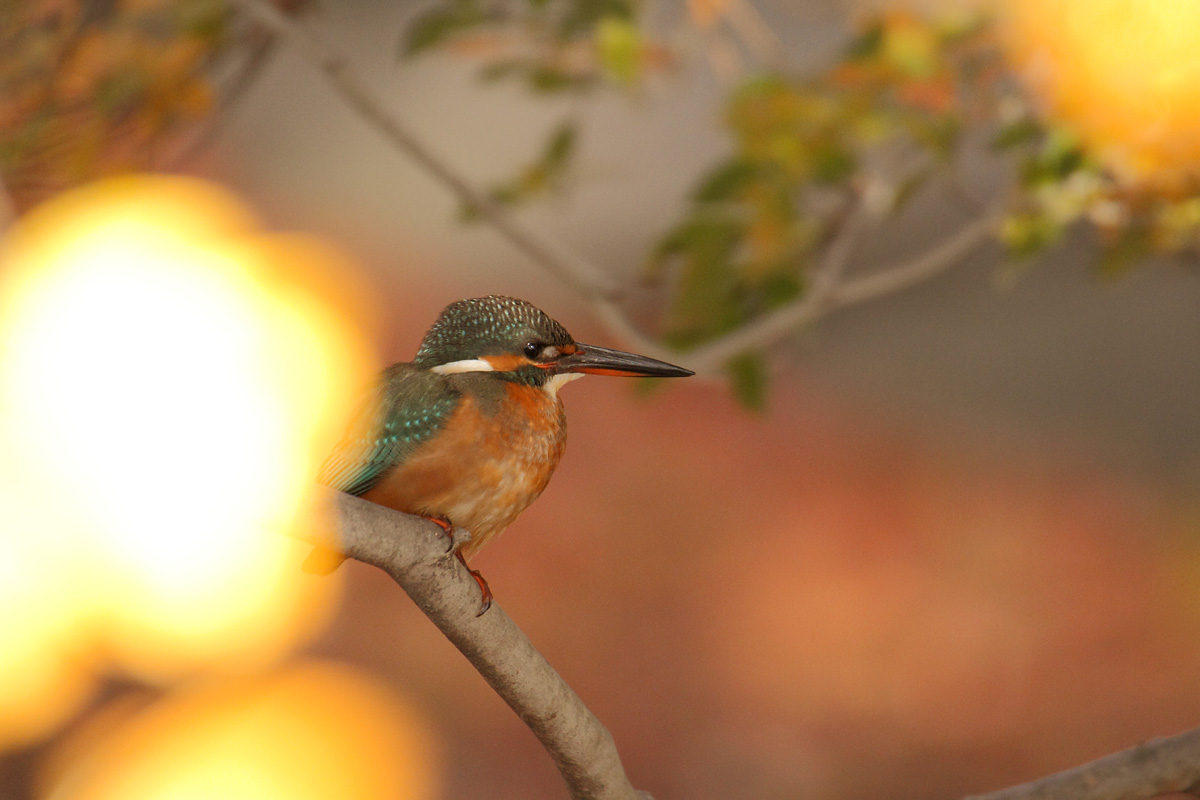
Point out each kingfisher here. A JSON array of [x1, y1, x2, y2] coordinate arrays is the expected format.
[[311, 295, 693, 611]]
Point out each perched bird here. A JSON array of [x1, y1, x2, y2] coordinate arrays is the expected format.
[[312, 295, 693, 611]]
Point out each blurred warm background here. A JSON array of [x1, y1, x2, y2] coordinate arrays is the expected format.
[[2, 1, 1199, 799]]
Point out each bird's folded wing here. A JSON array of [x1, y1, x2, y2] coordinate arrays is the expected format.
[[317, 364, 459, 496]]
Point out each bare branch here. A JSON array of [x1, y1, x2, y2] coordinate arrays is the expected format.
[[724, 0, 785, 67], [162, 26, 281, 169], [965, 727, 1200, 800], [807, 199, 874, 299], [327, 491, 652, 800], [681, 210, 998, 374], [227, 0, 676, 361], [832, 211, 999, 308], [699, 30, 746, 85]]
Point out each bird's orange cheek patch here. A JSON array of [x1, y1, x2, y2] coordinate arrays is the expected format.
[[481, 354, 533, 372]]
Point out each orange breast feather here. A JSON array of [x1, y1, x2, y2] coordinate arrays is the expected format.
[[362, 382, 567, 558]]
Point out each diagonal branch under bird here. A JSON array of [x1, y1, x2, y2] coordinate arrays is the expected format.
[[295, 489, 654, 800]]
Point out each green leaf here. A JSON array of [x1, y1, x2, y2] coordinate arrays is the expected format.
[[692, 160, 761, 204], [911, 113, 961, 158], [514, 120, 577, 192], [1022, 129, 1088, 185], [845, 20, 886, 61], [595, 15, 641, 85], [758, 270, 804, 309], [559, 0, 635, 37], [1000, 212, 1061, 259], [403, 2, 487, 57], [936, 12, 989, 43], [461, 120, 578, 219], [883, 24, 939, 80], [656, 217, 744, 338], [173, 0, 229, 38], [811, 142, 856, 184], [653, 216, 741, 262], [1043, 148, 1085, 181], [726, 352, 769, 412], [890, 163, 934, 214], [991, 117, 1042, 151], [542, 121, 577, 172], [527, 65, 595, 93]]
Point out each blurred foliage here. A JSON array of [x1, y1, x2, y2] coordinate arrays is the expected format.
[[0, 0, 276, 211], [400, 0, 670, 220], [997, 121, 1200, 273], [402, 4, 1200, 406], [2, 2, 1199, 411], [460, 120, 578, 217], [400, 0, 664, 92], [5, 5, 1200, 797], [649, 12, 1001, 396]]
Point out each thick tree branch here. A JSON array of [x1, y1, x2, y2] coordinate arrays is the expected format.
[[965, 727, 1200, 800], [327, 491, 652, 800]]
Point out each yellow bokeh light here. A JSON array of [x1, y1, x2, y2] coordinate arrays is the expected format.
[[40, 661, 441, 800], [0, 489, 99, 748], [0, 176, 378, 691], [1004, 0, 1200, 188]]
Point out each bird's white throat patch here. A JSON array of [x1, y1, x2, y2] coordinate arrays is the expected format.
[[544, 371, 583, 398], [432, 359, 495, 375]]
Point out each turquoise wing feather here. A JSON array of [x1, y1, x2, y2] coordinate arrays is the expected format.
[[317, 364, 460, 496]]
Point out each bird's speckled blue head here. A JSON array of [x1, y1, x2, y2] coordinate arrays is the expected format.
[[414, 296, 575, 370]]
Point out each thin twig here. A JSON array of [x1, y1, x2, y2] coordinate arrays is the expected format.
[[699, 28, 746, 85], [328, 491, 652, 800], [831, 212, 998, 307], [965, 726, 1200, 800], [162, 27, 281, 168], [681, 211, 998, 373], [228, 0, 675, 359], [723, 0, 784, 68], [807, 198, 872, 299]]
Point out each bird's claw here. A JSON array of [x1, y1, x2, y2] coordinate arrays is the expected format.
[[450, 527, 474, 553], [456, 550, 493, 616], [423, 515, 490, 615], [424, 514, 455, 552]]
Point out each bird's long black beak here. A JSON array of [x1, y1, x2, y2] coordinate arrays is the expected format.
[[556, 343, 694, 378]]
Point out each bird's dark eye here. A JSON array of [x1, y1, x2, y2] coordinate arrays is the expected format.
[[523, 342, 545, 359]]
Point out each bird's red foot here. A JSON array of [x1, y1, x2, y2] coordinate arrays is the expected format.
[[423, 514, 491, 616], [456, 550, 493, 616], [424, 514, 454, 545]]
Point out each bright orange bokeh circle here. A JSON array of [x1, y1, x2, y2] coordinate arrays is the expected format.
[[1004, 0, 1200, 190]]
